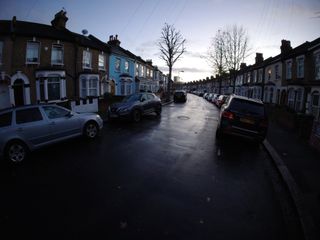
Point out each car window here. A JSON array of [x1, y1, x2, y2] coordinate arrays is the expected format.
[[43, 106, 70, 119], [0, 111, 12, 127], [122, 94, 141, 102], [16, 107, 43, 124], [147, 94, 155, 100], [141, 94, 147, 102], [229, 99, 265, 116]]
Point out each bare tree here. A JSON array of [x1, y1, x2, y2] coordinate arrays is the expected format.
[[207, 25, 250, 74], [158, 23, 186, 98], [207, 30, 227, 76]]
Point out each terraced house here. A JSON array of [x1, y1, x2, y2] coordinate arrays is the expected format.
[[0, 10, 164, 111], [0, 10, 111, 112]]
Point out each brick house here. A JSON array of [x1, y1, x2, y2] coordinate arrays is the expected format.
[[0, 11, 110, 112]]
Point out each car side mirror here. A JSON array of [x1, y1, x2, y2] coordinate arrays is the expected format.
[[66, 112, 73, 118]]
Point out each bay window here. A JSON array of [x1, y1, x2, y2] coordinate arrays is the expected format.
[[79, 74, 99, 98], [36, 71, 66, 102]]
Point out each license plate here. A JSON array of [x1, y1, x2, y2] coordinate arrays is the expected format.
[[240, 118, 254, 124]]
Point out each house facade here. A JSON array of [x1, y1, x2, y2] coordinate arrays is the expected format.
[[0, 11, 110, 112]]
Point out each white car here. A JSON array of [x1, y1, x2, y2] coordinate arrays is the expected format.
[[0, 104, 103, 163]]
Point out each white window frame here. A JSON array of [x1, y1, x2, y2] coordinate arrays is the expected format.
[[51, 44, 64, 65], [258, 69, 263, 82], [26, 41, 40, 64], [275, 64, 280, 80], [0, 41, 3, 65], [286, 59, 292, 79], [287, 88, 295, 109], [79, 74, 100, 98], [82, 49, 92, 69], [98, 53, 106, 71], [296, 55, 305, 78], [124, 60, 129, 73], [115, 58, 121, 72], [135, 63, 139, 76], [314, 50, 320, 80], [36, 71, 66, 103]]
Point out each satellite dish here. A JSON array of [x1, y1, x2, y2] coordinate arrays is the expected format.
[[82, 29, 88, 35]]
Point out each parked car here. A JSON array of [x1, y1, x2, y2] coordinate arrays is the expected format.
[[216, 94, 268, 143], [0, 104, 103, 163], [108, 93, 162, 122], [174, 90, 187, 103], [215, 95, 228, 108], [212, 94, 220, 104]]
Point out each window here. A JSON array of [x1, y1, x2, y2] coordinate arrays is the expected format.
[[80, 75, 99, 98], [0, 41, 3, 65], [269, 87, 274, 103], [297, 57, 304, 78], [26, 41, 40, 63], [51, 44, 63, 65], [147, 68, 150, 78], [258, 69, 263, 82], [311, 91, 320, 120], [16, 108, 43, 124], [247, 73, 251, 83], [115, 58, 121, 72], [295, 89, 303, 112], [286, 60, 292, 79], [267, 68, 272, 81], [39, 75, 62, 101], [288, 89, 295, 109], [126, 83, 131, 95], [125, 61, 129, 72], [0, 111, 12, 127], [120, 80, 125, 95], [43, 106, 69, 119], [150, 70, 153, 79], [253, 71, 257, 83], [141, 66, 145, 77], [314, 52, 320, 80], [99, 54, 106, 70], [82, 50, 92, 69], [275, 64, 280, 79], [135, 63, 139, 76]]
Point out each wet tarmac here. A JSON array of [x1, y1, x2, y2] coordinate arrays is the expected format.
[[0, 94, 294, 239]]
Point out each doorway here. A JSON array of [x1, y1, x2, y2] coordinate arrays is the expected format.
[[13, 79, 24, 106]]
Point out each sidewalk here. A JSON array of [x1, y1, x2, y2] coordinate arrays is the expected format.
[[264, 120, 320, 240]]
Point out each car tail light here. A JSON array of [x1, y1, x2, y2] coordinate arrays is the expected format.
[[222, 111, 234, 120]]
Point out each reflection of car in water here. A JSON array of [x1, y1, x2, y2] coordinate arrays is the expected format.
[[108, 93, 162, 122], [174, 90, 187, 103]]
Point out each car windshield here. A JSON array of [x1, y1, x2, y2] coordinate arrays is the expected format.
[[229, 98, 265, 116], [122, 94, 141, 103]]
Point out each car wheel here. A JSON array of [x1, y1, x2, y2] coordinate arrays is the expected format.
[[155, 106, 162, 116], [132, 109, 141, 122], [5, 140, 28, 163], [84, 121, 99, 139]]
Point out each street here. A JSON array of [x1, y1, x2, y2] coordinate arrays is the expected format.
[[0, 94, 299, 240]]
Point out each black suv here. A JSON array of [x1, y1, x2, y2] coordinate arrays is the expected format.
[[216, 94, 268, 143], [108, 93, 162, 122], [174, 90, 187, 103]]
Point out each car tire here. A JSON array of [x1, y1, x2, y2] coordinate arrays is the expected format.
[[132, 109, 141, 122], [5, 140, 28, 163], [155, 106, 162, 116], [84, 121, 99, 139]]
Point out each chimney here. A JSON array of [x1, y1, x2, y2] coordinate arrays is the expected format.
[[280, 40, 292, 54], [255, 53, 264, 64], [240, 63, 247, 70], [146, 59, 153, 66], [108, 34, 121, 46], [51, 10, 68, 30]]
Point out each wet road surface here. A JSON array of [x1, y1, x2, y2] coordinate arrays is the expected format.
[[0, 94, 296, 239]]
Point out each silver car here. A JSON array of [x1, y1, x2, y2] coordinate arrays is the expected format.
[[0, 104, 103, 163]]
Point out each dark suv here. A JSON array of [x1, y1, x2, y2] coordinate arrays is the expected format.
[[216, 94, 268, 143], [174, 90, 187, 102], [108, 93, 162, 122]]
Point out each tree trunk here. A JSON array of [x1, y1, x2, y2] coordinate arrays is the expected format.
[[167, 65, 172, 101]]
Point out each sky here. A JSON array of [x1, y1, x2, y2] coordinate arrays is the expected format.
[[0, 0, 319, 82]]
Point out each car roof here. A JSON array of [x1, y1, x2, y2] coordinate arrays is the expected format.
[[229, 94, 264, 104], [0, 104, 58, 113]]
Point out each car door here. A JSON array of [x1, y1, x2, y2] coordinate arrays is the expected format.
[[41, 106, 82, 140], [140, 93, 150, 114], [14, 107, 52, 147]]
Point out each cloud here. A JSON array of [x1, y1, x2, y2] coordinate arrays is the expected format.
[[158, 66, 210, 74]]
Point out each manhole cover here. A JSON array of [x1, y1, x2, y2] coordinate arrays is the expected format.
[[177, 116, 190, 120]]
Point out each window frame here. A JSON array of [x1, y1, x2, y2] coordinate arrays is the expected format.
[[115, 58, 121, 72], [296, 56, 305, 78], [82, 49, 92, 69], [51, 44, 64, 65], [26, 41, 40, 64], [314, 51, 320, 81], [98, 53, 106, 71], [286, 60, 292, 80], [124, 60, 129, 73]]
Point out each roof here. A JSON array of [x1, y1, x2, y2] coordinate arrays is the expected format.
[[0, 19, 107, 51], [230, 94, 264, 104]]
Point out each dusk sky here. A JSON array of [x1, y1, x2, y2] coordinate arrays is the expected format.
[[1, 0, 319, 82]]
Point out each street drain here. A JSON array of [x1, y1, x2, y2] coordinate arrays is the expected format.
[[177, 116, 190, 120]]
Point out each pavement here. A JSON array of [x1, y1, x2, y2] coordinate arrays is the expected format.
[[263, 120, 320, 240]]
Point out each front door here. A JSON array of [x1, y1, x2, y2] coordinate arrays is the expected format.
[[13, 79, 24, 106]]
